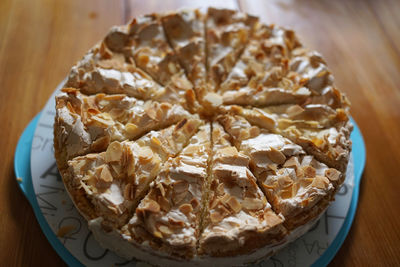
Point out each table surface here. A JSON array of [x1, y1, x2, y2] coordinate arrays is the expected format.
[[1, 0, 399, 266]]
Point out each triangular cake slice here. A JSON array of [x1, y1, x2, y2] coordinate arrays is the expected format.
[[126, 14, 199, 111], [66, 40, 163, 100], [54, 88, 193, 167], [220, 24, 300, 93], [206, 8, 258, 91], [219, 24, 310, 106], [218, 115, 342, 229], [162, 9, 207, 99], [199, 122, 286, 256], [63, 118, 202, 229], [127, 14, 185, 86], [125, 124, 211, 259], [221, 104, 352, 173]]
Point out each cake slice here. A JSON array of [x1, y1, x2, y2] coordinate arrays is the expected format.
[[125, 124, 211, 259], [199, 122, 286, 256], [128, 13, 185, 86], [221, 104, 352, 173], [220, 24, 300, 93], [218, 115, 341, 229], [206, 8, 258, 91], [66, 40, 163, 100], [54, 88, 193, 168], [62, 118, 202, 229], [162, 9, 207, 99]]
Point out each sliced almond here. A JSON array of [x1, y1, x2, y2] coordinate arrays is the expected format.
[[210, 211, 224, 223], [267, 147, 286, 164], [179, 203, 193, 215], [302, 165, 316, 178], [91, 136, 110, 151], [158, 225, 173, 236], [100, 165, 113, 183], [312, 175, 330, 189], [125, 123, 139, 136], [137, 146, 154, 163], [242, 198, 264, 210], [280, 188, 293, 199], [190, 198, 200, 210], [105, 141, 123, 163], [287, 105, 304, 118], [123, 183, 135, 201], [226, 196, 241, 213], [142, 199, 160, 213], [277, 175, 293, 189], [203, 92, 223, 108], [283, 156, 300, 168], [325, 168, 341, 182], [153, 230, 163, 239], [151, 136, 162, 146], [157, 195, 171, 212]]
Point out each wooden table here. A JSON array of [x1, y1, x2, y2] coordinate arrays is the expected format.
[[1, 0, 399, 266]]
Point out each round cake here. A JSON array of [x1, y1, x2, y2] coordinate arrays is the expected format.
[[53, 7, 352, 266]]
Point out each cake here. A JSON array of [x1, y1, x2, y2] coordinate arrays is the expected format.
[[53, 7, 352, 266]]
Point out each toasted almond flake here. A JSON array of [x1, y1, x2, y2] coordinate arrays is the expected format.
[[287, 105, 304, 118], [157, 195, 170, 212], [110, 162, 123, 176], [203, 92, 223, 107], [325, 168, 341, 181], [302, 165, 316, 178], [91, 136, 110, 151], [249, 126, 260, 138], [91, 113, 115, 127], [105, 141, 123, 163], [179, 203, 193, 214], [142, 199, 160, 213], [190, 198, 200, 210], [218, 146, 238, 157], [278, 175, 293, 189], [124, 183, 134, 200], [158, 225, 172, 236], [138, 54, 149, 65], [268, 163, 278, 172], [125, 123, 138, 135], [280, 189, 293, 199], [153, 230, 163, 238], [299, 178, 314, 187], [242, 198, 264, 210], [100, 165, 113, 183], [312, 175, 330, 189], [145, 108, 158, 121], [220, 194, 231, 206], [137, 146, 154, 163], [263, 183, 275, 191], [156, 183, 165, 197], [151, 136, 162, 146], [226, 196, 241, 213], [267, 147, 286, 164], [283, 156, 300, 168], [210, 211, 224, 223], [216, 183, 225, 195], [168, 217, 185, 227]]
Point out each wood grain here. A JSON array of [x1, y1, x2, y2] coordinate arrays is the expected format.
[[1, 0, 399, 266]]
